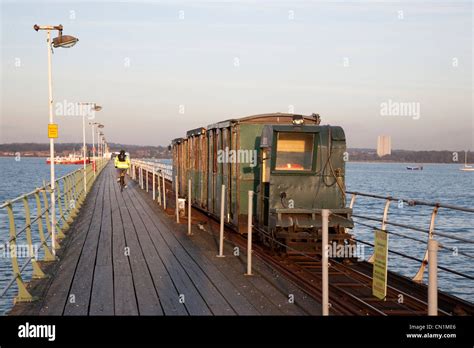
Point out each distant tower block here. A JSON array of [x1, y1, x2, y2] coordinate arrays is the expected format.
[[377, 135, 391, 157]]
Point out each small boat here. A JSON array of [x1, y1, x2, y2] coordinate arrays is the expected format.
[[46, 153, 90, 165], [460, 151, 474, 172], [406, 165, 423, 170]]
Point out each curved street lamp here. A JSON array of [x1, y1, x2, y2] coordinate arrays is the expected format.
[[89, 121, 102, 176], [77, 103, 102, 193], [97, 124, 104, 158], [33, 24, 78, 255]]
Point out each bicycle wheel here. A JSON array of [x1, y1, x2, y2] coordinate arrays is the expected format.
[[120, 175, 125, 192]]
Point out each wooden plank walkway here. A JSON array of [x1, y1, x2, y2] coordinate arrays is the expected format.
[[10, 163, 321, 316]]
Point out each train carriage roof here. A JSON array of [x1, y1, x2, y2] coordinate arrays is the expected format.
[[171, 137, 184, 145], [207, 112, 321, 129], [186, 127, 206, 137]]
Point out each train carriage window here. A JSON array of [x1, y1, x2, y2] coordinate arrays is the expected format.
[[275, 132, 314, 171]]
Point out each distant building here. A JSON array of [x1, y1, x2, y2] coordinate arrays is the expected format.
[[377, 135, 391, 157]]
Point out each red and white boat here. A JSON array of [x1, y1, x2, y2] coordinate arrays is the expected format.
[[46, 153, 90, 165]]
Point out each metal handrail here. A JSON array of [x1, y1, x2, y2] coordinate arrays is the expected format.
[[131, 159, 173, 181], [0, 157, 108, 303], [347, 190, 474, 213], [347, 191, 474, 282]]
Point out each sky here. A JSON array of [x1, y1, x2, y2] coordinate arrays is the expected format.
[[0, 0, 472, 150]]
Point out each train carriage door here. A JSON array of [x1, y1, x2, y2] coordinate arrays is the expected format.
[[190, 136, 194, 203], [192, 135, 197, 204], [222, 127, 231, 222], [202, 132, 207, 208], [183, 138, 188, 196], [259, 126, 272, 226], [216, 128, 223, 217], [230, 124, 237, 225], [211, 129, 218, 214], [187, 138, 191, 193], [207, 130, 214, 213]]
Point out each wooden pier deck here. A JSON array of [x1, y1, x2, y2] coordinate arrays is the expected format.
[[10, 164, 320, 316]]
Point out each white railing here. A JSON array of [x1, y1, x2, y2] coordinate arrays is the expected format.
[[131, 159, 173, 181]]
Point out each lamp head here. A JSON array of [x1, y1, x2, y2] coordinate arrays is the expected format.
[[52, 33, 79, 48]]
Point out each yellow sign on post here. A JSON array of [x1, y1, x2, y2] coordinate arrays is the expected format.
[[48, 124, 58, 138], [372, 229, 389, 300]]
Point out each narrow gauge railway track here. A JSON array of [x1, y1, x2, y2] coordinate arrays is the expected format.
[[158, 177, 473, 316]]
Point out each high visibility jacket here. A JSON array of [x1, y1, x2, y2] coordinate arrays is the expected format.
[[115, 155, 130, 169]]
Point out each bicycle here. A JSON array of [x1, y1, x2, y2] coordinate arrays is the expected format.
[[119, 169, 126, 192]]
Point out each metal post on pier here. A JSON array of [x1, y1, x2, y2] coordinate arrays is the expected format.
[[175, 175, 179, 223], [138, 167, 141, 187], [162, 172, 166, 210], [428, 239, 439, 316], [146, 168, 149, 192], [245, 190, 253, 276], [188, 179, 192, 236], [152, 168, 156, 201], [322, 209, 330, 316], [217, 184, 225, 257], [157, 170, 161, 205]]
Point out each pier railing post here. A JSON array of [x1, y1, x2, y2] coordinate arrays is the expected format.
[[152, 168, 156, 200], [157, 170, 162, 205], [175, 175, 179, 223], [146, 168, 149, 192], [188, 179, 192, 235], [322, 209, 330, 316], [217, 184, 225, 257], [163, 172, 167, 210], [245, 190, 253, 276], [428, 239, 439, 316], [414, 206, 439, 282]]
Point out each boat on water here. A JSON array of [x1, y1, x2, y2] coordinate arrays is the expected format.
[[406, 165, 423, 170], [460, 151, 474, 172], [46, 153, 90, 165]]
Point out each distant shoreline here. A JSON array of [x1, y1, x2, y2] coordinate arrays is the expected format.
[[0, 143, 471, 164], [0, 155, 466, 165]]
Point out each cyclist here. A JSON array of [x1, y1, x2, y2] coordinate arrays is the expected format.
[[114, 150, 130, 188]]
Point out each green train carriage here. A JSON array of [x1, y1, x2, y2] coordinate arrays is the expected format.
[[172, 113, 353, 253]]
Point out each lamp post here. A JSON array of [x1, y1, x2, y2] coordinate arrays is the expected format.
[[103, 137, 107, 157], [97, 124, 104, 158], [89, 122, 98, 177], [77, 103, 102, 193], [100, 133, 105, 157], [34, 24, 78, 255]]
